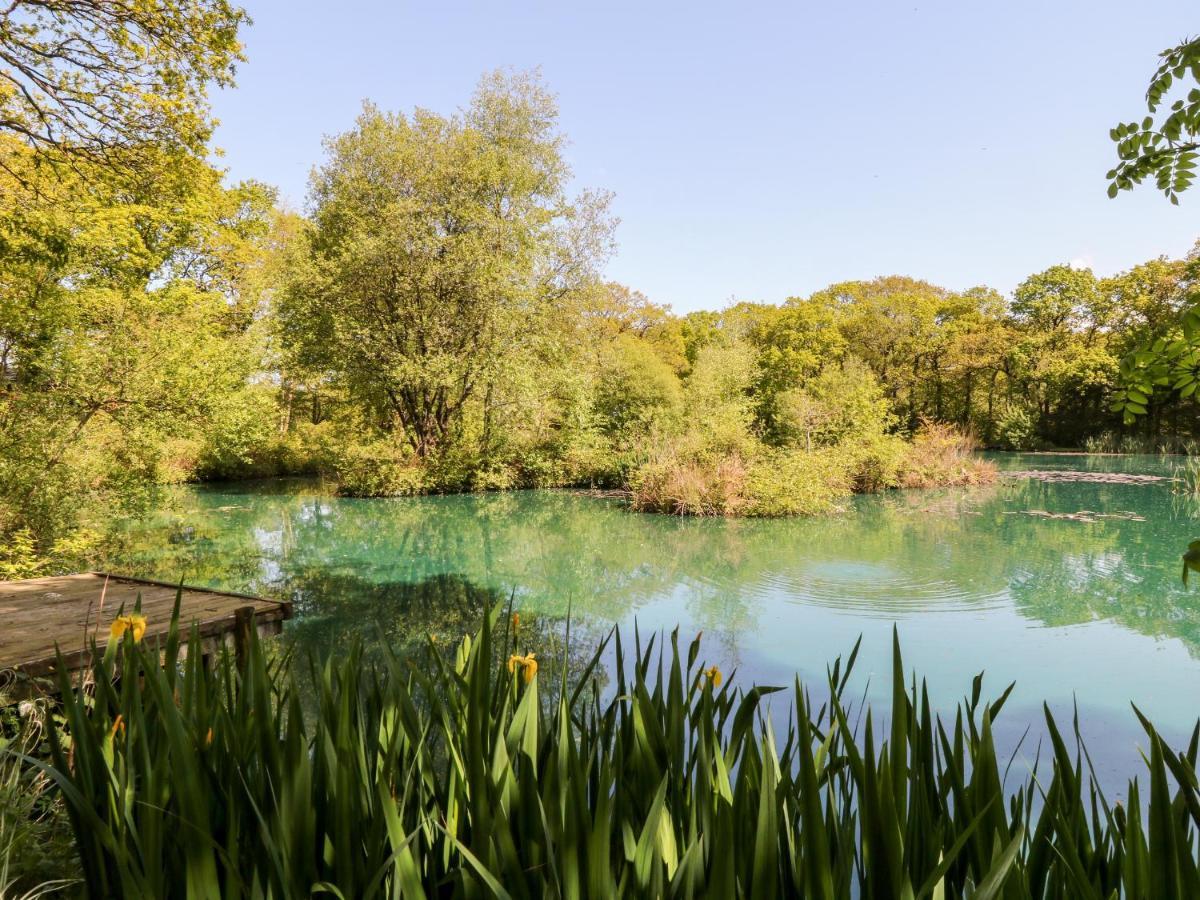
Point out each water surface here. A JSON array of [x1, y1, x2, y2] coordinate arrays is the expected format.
[[113, 452, 1200, 789]]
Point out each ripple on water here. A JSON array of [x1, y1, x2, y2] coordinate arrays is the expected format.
[[763, 561, 1011, 618]]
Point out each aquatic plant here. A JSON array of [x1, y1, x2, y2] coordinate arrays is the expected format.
[[1172, 456, 1200, 498], [1086, 431, 1200, 456], [18, 601, 1200, 898]]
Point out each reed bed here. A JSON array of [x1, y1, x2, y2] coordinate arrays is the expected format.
[[13, 599, 1200, 898]]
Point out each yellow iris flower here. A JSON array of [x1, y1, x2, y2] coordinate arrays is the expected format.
[[507, 652, 538, 684], [704, 665, 723, 688], [110, 613, 148, 643]]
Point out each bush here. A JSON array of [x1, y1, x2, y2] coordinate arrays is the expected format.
[[0, 528, 42, 581], [333, 443, 427, 497], [32, 604, 1200, 898], [743, 448, 852, 516], [993, 401, 1038, 450], [897, 421, 997, 488], [772, 357, 894, 450], [630, 443, 750, 516], [842, 430, 908, 492]]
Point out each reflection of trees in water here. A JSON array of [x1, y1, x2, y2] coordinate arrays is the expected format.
[[279, 570, 577, 660], [992, 480, 1200, 654], [277, 572, 608, 711], [108, 477, 1200, 660]]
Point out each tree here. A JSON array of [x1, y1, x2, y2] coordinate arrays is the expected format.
[[279, 70, 614, 461], [774, 357, 892, 450], [592, 334, 682, 441], [0, 135, 279, 551], [810, 276, 958, 428], [0, 0, 247, 170], [746, 298, 847, 439], [1010, 265, 1099, 332]]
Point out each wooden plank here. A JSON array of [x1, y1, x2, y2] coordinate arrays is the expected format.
[[0, 572, 291, 678]]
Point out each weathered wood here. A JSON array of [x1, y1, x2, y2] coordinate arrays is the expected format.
[[232, 605, 255, 672], [0, 573, 291, 686]]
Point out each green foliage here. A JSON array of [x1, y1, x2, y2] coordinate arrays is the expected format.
[[592, 333, 684, 442], [23, 602, 1200, 898], [0, 0, 248, 166], [993, 402, 1038, 451], [772, 357, 894, 450], [13, 51, 1200, 534], [0, 129, 288, 555], [0, 528, 42, 581], [1011, 264, 1099, 331], [0, 695, 76, 897], [334, 442, 428, 498], [1108, 35, 1200, 204], [277, 71, 613, 462], [842, 431, 910, 492], [744, 448, 853, 516]]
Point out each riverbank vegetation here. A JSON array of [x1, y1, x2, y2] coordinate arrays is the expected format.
[[5, 65, 1200, 570], [1, 11, 1199, 559], [3, 5, 1200, 570], [3, 604, 1199, 898]]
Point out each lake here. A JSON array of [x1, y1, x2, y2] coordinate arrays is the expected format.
[[112, 452, 1200, 792]]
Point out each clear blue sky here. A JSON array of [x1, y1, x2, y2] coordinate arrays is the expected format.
[[210, 0, 1198, 312]]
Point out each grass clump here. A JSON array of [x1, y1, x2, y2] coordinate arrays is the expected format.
[[17, 600, 1200, 898], [1172, 456, 1200, 496], [629, 445, 856, 518], [0, 695, 76, 897], [897, 421, 997, 489]]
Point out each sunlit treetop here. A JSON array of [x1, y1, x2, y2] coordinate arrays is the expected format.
[[1108, 35, 1200, 204], [0, 0, 248, 169]]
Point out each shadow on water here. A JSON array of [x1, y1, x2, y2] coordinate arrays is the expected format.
[[272, 570, 610, 708]]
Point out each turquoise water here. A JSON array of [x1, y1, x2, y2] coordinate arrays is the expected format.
[[113, 453, 1200, 788]]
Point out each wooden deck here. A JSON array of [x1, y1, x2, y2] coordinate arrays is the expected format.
[[0, 573, 291, 684]]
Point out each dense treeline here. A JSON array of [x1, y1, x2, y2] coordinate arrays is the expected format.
[[1, 54, 1198, 571]]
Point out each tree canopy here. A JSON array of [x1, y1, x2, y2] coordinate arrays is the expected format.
[[278, 71, 614, 460], [0, 0, 247, 169]]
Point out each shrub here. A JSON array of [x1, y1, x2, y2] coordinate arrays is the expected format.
[[333, 443, 427, 497], [993, 401, 1038, 450], [0, 523, 103, 580], [743, 448, 852, 516], [0, 528, 42, 581], [897, 421, 997, 488], [772, 357, 894, 450], [630, 443, 749, 516], [842, 430, 908, 492]]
